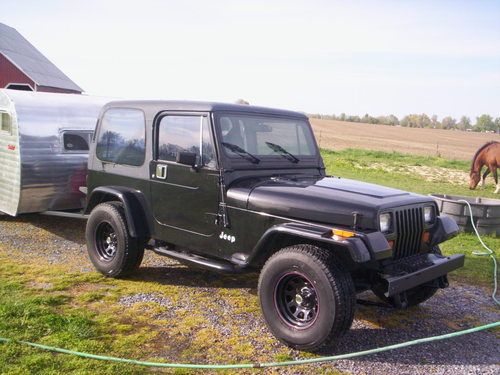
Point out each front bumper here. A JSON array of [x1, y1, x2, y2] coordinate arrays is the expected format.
[[380, 253, 465, 297]]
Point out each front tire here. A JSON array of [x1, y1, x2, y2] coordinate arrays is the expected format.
[[86, 202, 144, 277], [258, 245, 355, 351]]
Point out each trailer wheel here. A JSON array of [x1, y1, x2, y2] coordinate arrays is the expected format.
[[258, 245, 356, 351], [86, 202, 144, 277]]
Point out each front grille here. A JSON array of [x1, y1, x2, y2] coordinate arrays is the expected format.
[[393, 207, 424, 260]]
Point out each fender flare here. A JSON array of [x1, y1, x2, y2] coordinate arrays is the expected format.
[[85, 186, 153, 238], [247, 222, 382, 265]]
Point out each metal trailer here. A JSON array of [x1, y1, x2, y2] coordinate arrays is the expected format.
[[0, 89, 110, 216]]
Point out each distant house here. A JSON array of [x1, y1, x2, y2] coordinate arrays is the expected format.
[[0, 23, 82, 94]]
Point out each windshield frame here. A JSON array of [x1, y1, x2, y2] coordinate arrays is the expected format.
[[213, 111, 321, 170]]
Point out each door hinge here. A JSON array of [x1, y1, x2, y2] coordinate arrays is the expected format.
[[217, 203, 230, 228]]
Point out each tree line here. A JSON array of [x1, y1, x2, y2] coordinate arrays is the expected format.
[[309, 113, 500, 133]]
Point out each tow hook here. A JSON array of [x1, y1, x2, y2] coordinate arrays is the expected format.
[[392, 292, 409, 309], [438, 275, 449, 288]]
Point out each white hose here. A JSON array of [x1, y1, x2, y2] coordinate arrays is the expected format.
[[457, 199, 499, 305]]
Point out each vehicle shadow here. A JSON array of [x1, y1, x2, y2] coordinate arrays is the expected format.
[[5, 215, 259, 289], [2, 214, 86, 244], [131, 265, 260, 292]]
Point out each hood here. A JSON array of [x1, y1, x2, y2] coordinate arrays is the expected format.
[[227, 176, 432, 229]]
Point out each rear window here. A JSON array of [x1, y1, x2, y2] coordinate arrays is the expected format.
[[0, 112, 12, 134], [96, 108, 146, 166]]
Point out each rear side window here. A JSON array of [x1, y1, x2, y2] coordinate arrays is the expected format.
[[0, 112, 12, 133], [96, 109, 146, 166]]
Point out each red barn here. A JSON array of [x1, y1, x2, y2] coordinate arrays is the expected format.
[[0, 23, 82, 94]]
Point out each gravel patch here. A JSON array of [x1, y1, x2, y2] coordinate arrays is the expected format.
[[119, 293, 173, 308], [1, 215, 499, 374], [319, 287, 500, 375]]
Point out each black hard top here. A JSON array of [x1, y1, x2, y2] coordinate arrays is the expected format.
[[102, 100, 308, 119]]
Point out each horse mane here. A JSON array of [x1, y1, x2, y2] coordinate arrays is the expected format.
[[470, 141, 499, 172]]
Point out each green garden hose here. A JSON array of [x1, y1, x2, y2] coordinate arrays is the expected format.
[[0, 321, 498, 369], [458, 199, 499, 305]]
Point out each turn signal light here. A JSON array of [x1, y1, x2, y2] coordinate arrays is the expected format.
[[332, 229, 356, 239], [422, 231, 430, 243], [388, 240, 395, 249]]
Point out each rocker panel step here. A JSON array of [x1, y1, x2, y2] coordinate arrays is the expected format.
[[153, 246, 246, 273]]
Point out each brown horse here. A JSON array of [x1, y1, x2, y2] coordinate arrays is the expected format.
[[469, 141, 500, 193]]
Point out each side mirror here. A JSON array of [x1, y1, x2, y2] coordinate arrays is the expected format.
[[176, 151, 197, 167]]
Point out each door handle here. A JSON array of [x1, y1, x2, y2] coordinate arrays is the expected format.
[[156, 164, 167, 179]]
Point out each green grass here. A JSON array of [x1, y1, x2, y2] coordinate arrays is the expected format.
[[0, 261, 152, 374], [440, 234, 499, 286], [321, 148, 500, 287], [324, 148, 471, 171], [0, 255, 275, 374]]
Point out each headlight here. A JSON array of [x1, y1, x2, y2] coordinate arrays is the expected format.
[[379, 213, 392, 233], [424, 206, 435, 223]]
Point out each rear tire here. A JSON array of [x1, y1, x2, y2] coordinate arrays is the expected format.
[[86, 202, 144, 277], [258, 245, 355, 351]]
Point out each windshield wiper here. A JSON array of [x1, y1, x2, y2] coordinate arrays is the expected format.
[[265, 142, 299, 163], [222, 142, 260, 164]]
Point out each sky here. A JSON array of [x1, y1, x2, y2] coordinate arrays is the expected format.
[[1, 0, 499, 119]]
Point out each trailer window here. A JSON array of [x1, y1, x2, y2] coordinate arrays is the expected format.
[[63, 132, 91, 152], [0, 112, 12, 134], [97, 108, 146, 166]]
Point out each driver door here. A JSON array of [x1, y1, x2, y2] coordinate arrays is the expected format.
[[150, 113, 220, 247]]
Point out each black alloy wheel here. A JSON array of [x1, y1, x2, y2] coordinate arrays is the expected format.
[[258, 244, 356, 351], [274, 272, 319, 329], [95, 222, 118, 261]]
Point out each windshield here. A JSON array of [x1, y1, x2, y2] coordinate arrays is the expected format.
[[217, 114, 317, 162]]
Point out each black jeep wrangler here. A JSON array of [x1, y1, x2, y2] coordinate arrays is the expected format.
[[85, 101, 464, 350]]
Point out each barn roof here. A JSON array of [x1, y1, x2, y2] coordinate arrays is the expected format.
[[0, 23, 83, 92]]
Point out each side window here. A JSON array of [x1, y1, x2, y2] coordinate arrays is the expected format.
[[96, 109, 146, 166], [0, 112, 12, 134], [158, 115, 216, 168], [63, 131, 91, 152]]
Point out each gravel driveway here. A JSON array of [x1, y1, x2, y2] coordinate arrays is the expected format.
[[0, 214, 499, 374]]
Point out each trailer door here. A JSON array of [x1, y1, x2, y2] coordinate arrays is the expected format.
[[0, 108, 21, 216]]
